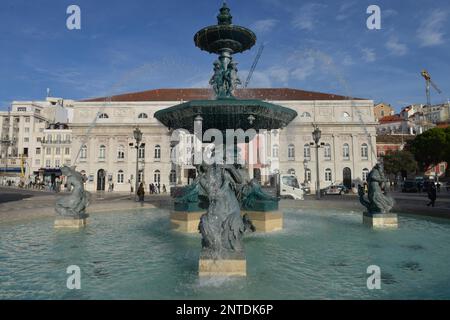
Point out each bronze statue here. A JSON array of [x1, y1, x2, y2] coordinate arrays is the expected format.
[[358, 163, 394, 215], [55, 166, 90, 218]]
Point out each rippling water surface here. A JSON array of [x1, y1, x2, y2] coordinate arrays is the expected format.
[[1, 208, 450, 299]]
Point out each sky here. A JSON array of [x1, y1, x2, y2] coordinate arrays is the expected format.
[[0, 0, 449, 112]]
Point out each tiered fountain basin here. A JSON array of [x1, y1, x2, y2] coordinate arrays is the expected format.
[[2, 208, 450, 299]]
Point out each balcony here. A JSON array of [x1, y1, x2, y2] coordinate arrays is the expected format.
[[41, 139, 72, 145]]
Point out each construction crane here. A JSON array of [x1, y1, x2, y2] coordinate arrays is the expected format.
[[421, 69, 442, 106], [244, 44, 264, 88]]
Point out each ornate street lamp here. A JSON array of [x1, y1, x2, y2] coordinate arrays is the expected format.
[[312, 124, 322, 200], [133, 127, 143, 200]]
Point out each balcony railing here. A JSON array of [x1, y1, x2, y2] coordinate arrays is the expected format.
[[41, 139, 72, 144]]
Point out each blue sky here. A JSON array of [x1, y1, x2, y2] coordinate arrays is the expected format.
[[1, 0, 449, 112]]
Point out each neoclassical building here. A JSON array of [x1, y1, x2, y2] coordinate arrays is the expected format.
[[0, 88, 378, 192]]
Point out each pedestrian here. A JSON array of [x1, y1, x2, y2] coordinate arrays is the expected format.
[[157, 183, 161, 194], [162, 184, 167, 193], [137, 182, 145, 204], [111, 183, 114, 192], [427, 183, 437, 207], [437, 182, 441, 193]]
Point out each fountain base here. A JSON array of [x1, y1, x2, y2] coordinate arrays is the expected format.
[[363, 212, 398, 229], [199, 250, 246, 276], [54, 216, 88, 229], [170, 211, 205, 233], [243, 210, 283, 232]]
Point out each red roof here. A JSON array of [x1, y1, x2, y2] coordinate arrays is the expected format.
[[81, 88, 365, 102], [379, 115, 402, 124]]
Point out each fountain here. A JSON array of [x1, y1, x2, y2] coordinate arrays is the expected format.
[[155, 2, 297, 276]]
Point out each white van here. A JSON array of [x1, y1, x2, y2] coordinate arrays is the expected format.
[[279, 174, 304, 200]]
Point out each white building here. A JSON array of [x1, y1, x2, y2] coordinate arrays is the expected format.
[[1, 88, 378, 192]]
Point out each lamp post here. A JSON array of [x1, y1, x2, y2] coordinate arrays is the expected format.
[[133, 127, 143, 200], [303, 159, 308, 184], [312, 125, 321, 200]]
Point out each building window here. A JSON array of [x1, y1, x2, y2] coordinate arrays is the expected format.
[[138, 146, 145, 159], [37, 137, 42, 142], [381, 110, 385, 117], [138, 113, 148, 119], [138, 170, 144, 183], [117, 170, 124, 184], [46, 160, 51, 168], [288, 144, 295, 160], [35, 159, 40, 166], [99, 145, 106, 159], [361, 143, 369, 160], [154, 170, 161, 184], [17, 107, 27, 112], [36, 148, 41, 155], [65, 159, 71, 166], [24, 127, 30, 133], [25, 117, 30, 123], [55, 147, 60, 155], [304, 144, 311, 160], [154, 145, 161, 160], [98, 113, 109, 119], [169, 170, 177, 185], [343, 143, 350, 160], [288, 169, 296, 175], [65, 147, 70, 155], [325, 168, 332, 182], [362, 168, 369, 181], [117, 145, 125, 160], [55, 160, 60, 168], [46, 147, 51, 155], [24, 138, 29, 143], [272, 144, 279, 158], [305, 169, 311, 183], [80, 145, 87, 159], [324, 144, 331, 160]]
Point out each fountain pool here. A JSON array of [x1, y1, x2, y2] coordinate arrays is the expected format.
[[1, 208, 450, 299]]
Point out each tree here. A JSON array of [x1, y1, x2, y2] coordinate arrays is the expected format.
[[407, 127, 450, 171], [382, 150, 417, 177]]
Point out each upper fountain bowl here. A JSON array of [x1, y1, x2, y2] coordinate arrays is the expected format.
[[194, 2, 256, 54]]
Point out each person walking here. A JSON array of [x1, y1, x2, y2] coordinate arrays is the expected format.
[[427, 183, 437, 207], [162, 184, 167, 193], [137, 182, 145, 205]]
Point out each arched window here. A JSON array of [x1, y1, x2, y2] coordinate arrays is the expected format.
[[305, 169, 311, 182], [342, 112, 351, 119], [117, 145, 125, 160], [169, 170, 177, 185], [138, 113, 148, 119], [325, 168, 332, 182], [98, 113, 109, 119], [288, 168, 296, 175], [304, 144, 311, 160], [324, 143, 331, 160], [99, 145, 106, 159], [288, 144, 295, 160], [154, 170, 161, 183], [138, 169, 144, 183], [80, 145, 87, 159], [362, 168, 369, 181], [138, 146, 145, 159], [361, 143, 369, 160], [272, 144, 279, 158], [301, 112, 312, 118], [154, 145, 161, 160], [117, 170, 124, 184], [343, 143, 350, 160]]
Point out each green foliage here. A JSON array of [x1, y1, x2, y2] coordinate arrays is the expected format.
[[383, 150, 417, 175], [407, 127, 450, 170]]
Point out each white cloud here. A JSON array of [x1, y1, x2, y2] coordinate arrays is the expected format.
[[361, 48, 376, 63], [335, 1, 356, 21], [386, 36, 407, 56], [292, 3, 327, 31], [268, 66, 290, 85], [417, 9, 449, 47], [251, 19, 278, 34]]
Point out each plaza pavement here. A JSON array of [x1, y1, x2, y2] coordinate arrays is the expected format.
[[1, 186, 449, 224]]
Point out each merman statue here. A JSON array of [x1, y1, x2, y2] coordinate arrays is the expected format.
[[55, 166, 90, 218]]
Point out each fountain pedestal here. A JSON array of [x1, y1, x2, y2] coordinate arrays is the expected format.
[[54, 215, 88, 229], [243, 211, 283, 232], [199, 250, 246, 277], [170, 211, 204, 233], [363, 212, 398, 229]]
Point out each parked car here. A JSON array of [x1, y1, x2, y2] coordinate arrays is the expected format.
[[402, 180, 418, 193], [321, 185, 346, 195]]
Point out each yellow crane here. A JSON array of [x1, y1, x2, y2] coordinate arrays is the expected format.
[[421, 69, 442, 106]]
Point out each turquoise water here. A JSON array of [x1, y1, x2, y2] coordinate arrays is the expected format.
[[1, 208, 450, 299]]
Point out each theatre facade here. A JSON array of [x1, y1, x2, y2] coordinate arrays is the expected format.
[[1, 88, 377, 192]]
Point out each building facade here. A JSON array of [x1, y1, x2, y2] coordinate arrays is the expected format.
[[1, 88, 378, 192], [373, 102, 395, 120]]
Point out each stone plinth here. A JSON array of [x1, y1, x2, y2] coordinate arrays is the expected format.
[[363, 212, 398, 229], [243, 210, 283, 232], [170, 211, 204, 233], [54, 217, 88, 229], [199, 251, 246, 276]]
